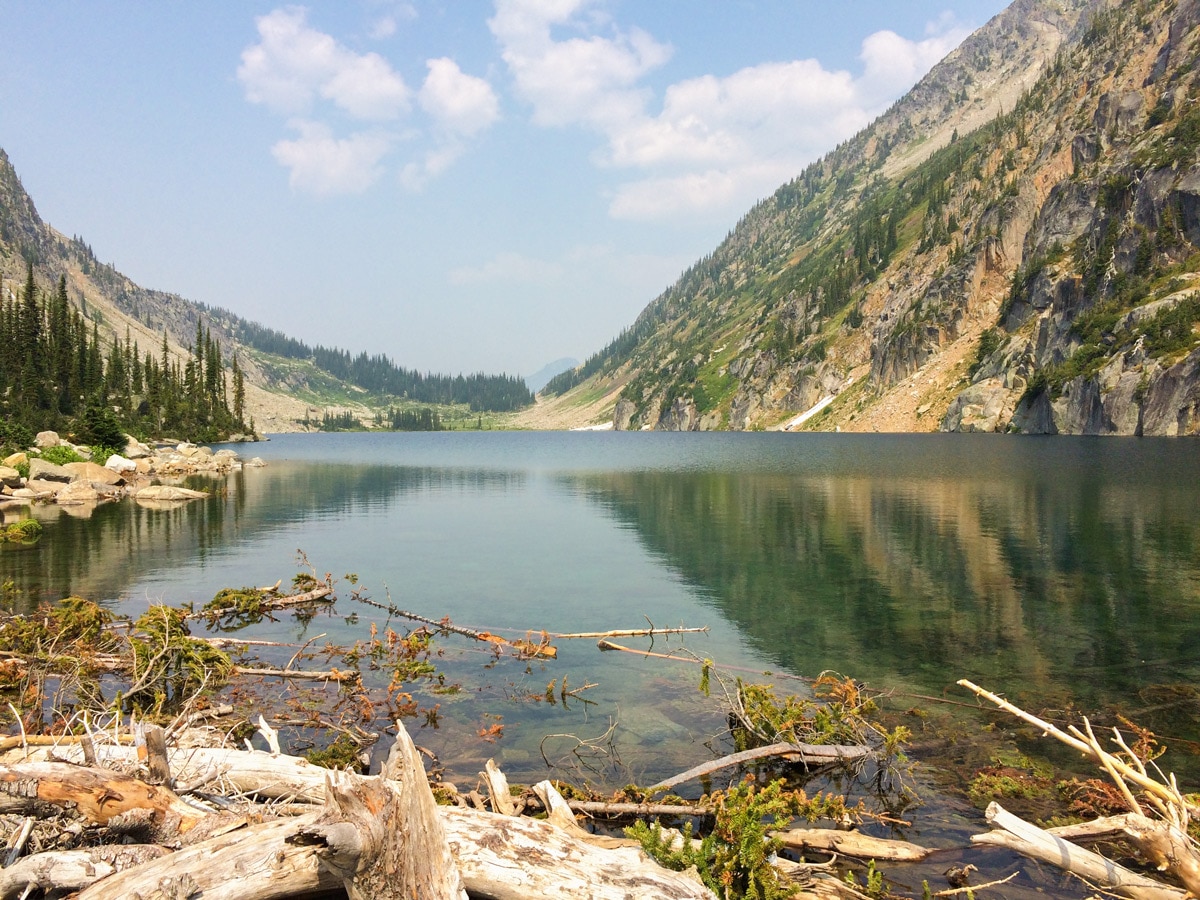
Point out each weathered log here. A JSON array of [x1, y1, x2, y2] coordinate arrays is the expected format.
[[971, 802, 1185, 900], [650, 742, 868, 792], [440, 805, 717, 899], [771, 827, 933, 861], [0, 761, 206, 832], [0, 845, 170, 900], [75, 815, 341, 900], [289, 721, 467, 900], [48, 743, 329, 802]]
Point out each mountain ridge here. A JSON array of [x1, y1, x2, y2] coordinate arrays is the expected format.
[[0, 150, 532, 434], [524, 0, 1200, 436]]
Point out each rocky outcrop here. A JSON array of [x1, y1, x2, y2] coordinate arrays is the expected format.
[[0, 438, 263, 511]]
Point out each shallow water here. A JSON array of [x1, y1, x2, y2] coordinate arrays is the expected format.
[[3, 431, 1199, 894]]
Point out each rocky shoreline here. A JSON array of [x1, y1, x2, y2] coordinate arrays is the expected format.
[[0, 430, 264, 510]]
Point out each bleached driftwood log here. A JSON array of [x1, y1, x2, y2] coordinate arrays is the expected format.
[[75, 816, 339, 900], [288, 720, 467, 900], [0, 845, 170, 900], [772, 827, 932, 861], [971, 802, 1186, 900], [440, 805, 716, 899], [19, 726, 715, 900]]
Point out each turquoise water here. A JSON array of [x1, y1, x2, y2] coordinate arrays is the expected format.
[[3, 431, 1200, 886]]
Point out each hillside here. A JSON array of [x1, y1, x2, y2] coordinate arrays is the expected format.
[[0, 155, 531, 436], [525, 0, 1200, 436]]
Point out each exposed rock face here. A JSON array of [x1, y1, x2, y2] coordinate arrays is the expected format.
[[29, 459, 72, 483], [547, 0, 1200, 437]]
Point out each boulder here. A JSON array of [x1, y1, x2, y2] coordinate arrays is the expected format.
[[34, 431, 60, 449], [135, 485, 209, 502], [64, 461, 124, 486], [0, 466, 21, 488], [246, 457, 266, 468], [2, 452, 28, 469], [122, 440, 151, 460], [29, 458, 73, 483], [56, 481, 100, 505], [105, 455, 138, 474]]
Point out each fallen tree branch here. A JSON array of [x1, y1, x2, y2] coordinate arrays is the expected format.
[[353, 598, 558, 659], [771, 828, 933, 862], [958, 679, 1197, 818], [554, 626, 710, 639], [971, 802, 1185, 900], [649, 742, 868, 792]]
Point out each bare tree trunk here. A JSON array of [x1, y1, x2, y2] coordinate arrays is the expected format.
[[290, 721, 467, 900]]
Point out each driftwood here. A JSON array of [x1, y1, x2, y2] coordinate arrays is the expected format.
[[0, 845, 171, 900], [16, 726, 719, 900], [480, 758, 515, 816], [650, 742, 868, 792], [440, 805, 716, 899], [971, 802, 1186, 900], [289, 720, 467, 900], [76, 815, 340, 900], [353, 598, 558, 659], [0, 761, 206, 832], [772, 827, 933, 862], [960, 679, 1200, 896], [554, 625, 710, 639]]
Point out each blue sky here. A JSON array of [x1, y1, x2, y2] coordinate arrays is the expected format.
[[0, 1, 1008, 377]]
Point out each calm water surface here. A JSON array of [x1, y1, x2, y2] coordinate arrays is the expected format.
[[3, 432, 1199, 890]]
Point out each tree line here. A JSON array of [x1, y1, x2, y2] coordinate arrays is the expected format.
[[0, 265, 248, 449], [229, 320, 533, 412]]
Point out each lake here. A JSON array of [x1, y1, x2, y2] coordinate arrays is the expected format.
[[3, 431, 1199, 893]]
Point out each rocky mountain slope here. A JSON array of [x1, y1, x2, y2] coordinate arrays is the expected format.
[[525, 0, 1200, 436]]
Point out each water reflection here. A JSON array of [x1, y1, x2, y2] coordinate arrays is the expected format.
[[566, 459, 1200, 719], [0, 463, 525, 610]]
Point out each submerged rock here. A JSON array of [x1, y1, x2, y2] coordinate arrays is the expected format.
[[135, 485, 210, 502]]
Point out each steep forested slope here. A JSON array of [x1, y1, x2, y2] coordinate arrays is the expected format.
[[535, 0, 1200, 436]]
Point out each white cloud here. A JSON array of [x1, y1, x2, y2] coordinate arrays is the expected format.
[[271, 121, 392, 195], [239, 7, 410, 120], [857, 25, 970, 108], [489, 0, 671, 130], [242, 7, 499, 195], [420, 58, 501, 138], [490, 1, 974, 222]]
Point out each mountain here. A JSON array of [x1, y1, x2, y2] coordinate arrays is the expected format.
[[525, 357, 579, 393], [0, 153, 532, 435], [525, 0, 1200, 436]]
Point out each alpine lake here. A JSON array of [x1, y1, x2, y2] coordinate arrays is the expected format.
[[3, 431, 1200, 897]]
